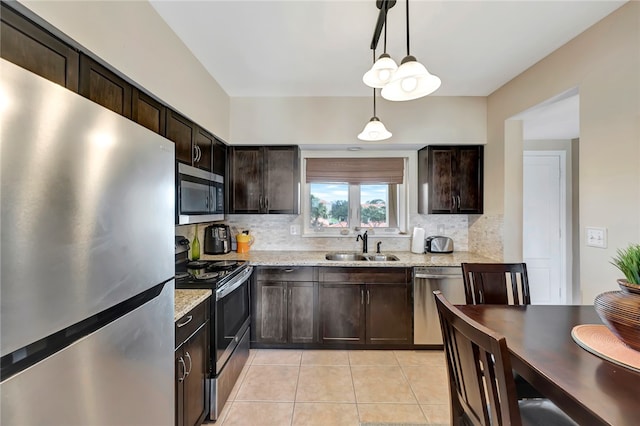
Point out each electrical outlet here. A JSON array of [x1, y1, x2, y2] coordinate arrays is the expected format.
[[586, 227, 607, 248], [290, 225, 300, 235]]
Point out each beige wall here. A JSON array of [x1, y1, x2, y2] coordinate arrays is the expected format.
[[230, 96, 486, 146], [487, 2, 640, 303], [19, 0, 231, 141]]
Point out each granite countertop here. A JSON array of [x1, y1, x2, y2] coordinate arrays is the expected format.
[[175, 289, 211, 321], [199, 250, 498, 267]]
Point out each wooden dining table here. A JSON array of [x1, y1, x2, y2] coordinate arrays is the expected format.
[[456, 304, 639, 426]]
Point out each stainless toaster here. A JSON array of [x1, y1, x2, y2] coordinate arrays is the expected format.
[[425, 236, 454, 253]]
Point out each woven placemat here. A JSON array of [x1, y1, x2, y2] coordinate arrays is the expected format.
[[571, 324, 640, 373]]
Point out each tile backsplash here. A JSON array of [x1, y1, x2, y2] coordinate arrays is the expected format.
[[175, 213, 506, 255]]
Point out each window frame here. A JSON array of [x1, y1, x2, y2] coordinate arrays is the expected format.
[[302, 154, 409, 237]]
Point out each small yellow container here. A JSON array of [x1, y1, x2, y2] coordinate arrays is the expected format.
[[236, 234, 254, 253]]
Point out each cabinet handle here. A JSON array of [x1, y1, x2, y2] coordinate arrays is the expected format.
[[361, 289, 364, 305], [367, 289, 370, 305], [283, 268, 295, 273], [176, 315, 193, 328], [457, 195, 461, 209], [265, 197, 269, 212], [178, 357, 187, 382], [197, 145, 202, 162], [259, 195, 263, 211], [185, 351, 192, 377]]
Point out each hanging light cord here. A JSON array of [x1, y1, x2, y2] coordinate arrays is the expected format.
[[383, 4, 388, 54], [372, 49, 377, 117], [405, 0, 410, 56]]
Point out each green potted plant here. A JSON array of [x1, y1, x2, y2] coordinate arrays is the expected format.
[[611, 243, 640, 291]]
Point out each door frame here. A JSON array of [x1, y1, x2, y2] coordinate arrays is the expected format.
[[523, 150, 571, 304]]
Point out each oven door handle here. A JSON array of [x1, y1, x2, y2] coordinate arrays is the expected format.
[[216, 266, 253, 301]]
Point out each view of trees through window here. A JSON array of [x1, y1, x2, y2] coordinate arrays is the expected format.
[[310, 183, 389, 228]]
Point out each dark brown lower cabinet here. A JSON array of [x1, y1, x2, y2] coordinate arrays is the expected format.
[[252, 267, 317, 344], [318, 267, 412, 346], [366, 283, 412, 345], [175, 300, 209, 426], [319, 283, 366, 344]]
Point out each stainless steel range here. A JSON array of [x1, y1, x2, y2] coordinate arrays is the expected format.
[[175, 236, 252, 421]]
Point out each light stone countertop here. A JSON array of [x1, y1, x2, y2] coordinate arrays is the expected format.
[[175, 289, 211, 321], [199, 250, 498, 267]]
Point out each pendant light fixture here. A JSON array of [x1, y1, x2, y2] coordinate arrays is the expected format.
[[381, 0, 441, 101], [363, 4, 397, 88], [359, 51, 392, 141]]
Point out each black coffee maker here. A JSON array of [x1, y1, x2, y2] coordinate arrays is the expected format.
[[204, 224, 232, 254]]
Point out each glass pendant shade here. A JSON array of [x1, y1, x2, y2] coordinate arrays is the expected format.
[[381, 55, 441, 101], [363, 54, 398, 88], [358, 117, 392, 141]]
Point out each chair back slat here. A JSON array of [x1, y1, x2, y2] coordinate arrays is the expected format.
[[435, 290, 522, 426], [462, 263, 531, 306]]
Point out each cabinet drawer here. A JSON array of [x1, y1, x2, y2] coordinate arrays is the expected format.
[[175, 300, 208, 348], [257, 266, 315, 282], [319, 267, 409, 284]]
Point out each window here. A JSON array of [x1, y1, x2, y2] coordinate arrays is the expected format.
[[304, 157, 406, 235]]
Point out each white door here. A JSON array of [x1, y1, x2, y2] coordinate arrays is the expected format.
[[523, 152, 566, 304]]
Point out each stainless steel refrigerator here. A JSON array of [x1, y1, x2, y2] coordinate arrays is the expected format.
[[1, 59, 175, 425]]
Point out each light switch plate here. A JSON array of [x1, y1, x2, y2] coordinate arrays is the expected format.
[[586, 227, 607, 248]]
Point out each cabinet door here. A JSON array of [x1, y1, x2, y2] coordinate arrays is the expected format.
[[427, 147, 455, 214], [319, 283, 365, 344], [167, 109, 195, 165], [421, 145, 484, 214], [194, 127, 214, 172], [132, 88, 165, 135], [175, 348, 186, 426], [229, 147, 263, 213], [254, 281, 287, 343], [455, 146, 483, 214], [183, 323, 209, 426], [212, 139, 227, 177], [264, 146, 300, 214], [0, 4, 79, 91], [79, 55, 132, 118], [366, 283, 412, 345], [288, 282, 316, 343]]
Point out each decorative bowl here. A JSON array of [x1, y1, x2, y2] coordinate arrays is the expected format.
[[594, 280, 640, 352]]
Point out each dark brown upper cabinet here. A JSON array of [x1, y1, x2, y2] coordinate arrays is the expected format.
[[193, 127, 214, 172], [212, 139, 227, 177], [166, 109, 223, 173], [166, 109, 196, 166], [418, 145, 484, 214], [1, 3, 79, 91], [132, 88, 165, 135], [229, 146, 300, 214], [79, 55, 132, 118]]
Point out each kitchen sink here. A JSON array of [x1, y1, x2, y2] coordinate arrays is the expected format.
[[365, 254, 399, 261], [325, 252, 369, 261], [325, 252, 399, 262]]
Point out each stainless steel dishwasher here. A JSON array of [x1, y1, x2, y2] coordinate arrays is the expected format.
[[413, 266, 466, 345]]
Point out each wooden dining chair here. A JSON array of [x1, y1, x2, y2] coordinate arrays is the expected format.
[[461, 262, 531, 306], [434, 290, 577, 426]]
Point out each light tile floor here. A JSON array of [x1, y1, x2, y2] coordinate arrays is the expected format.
[[208, 349, 451, 426]]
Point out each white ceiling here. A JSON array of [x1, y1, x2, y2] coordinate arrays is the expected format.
[[150, 0, 626, 98]]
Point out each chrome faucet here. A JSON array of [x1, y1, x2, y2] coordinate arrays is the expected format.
[[356, 230, 368, 253]]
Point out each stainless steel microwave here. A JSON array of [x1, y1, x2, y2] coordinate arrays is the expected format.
[[176, 163, 224, 224]]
